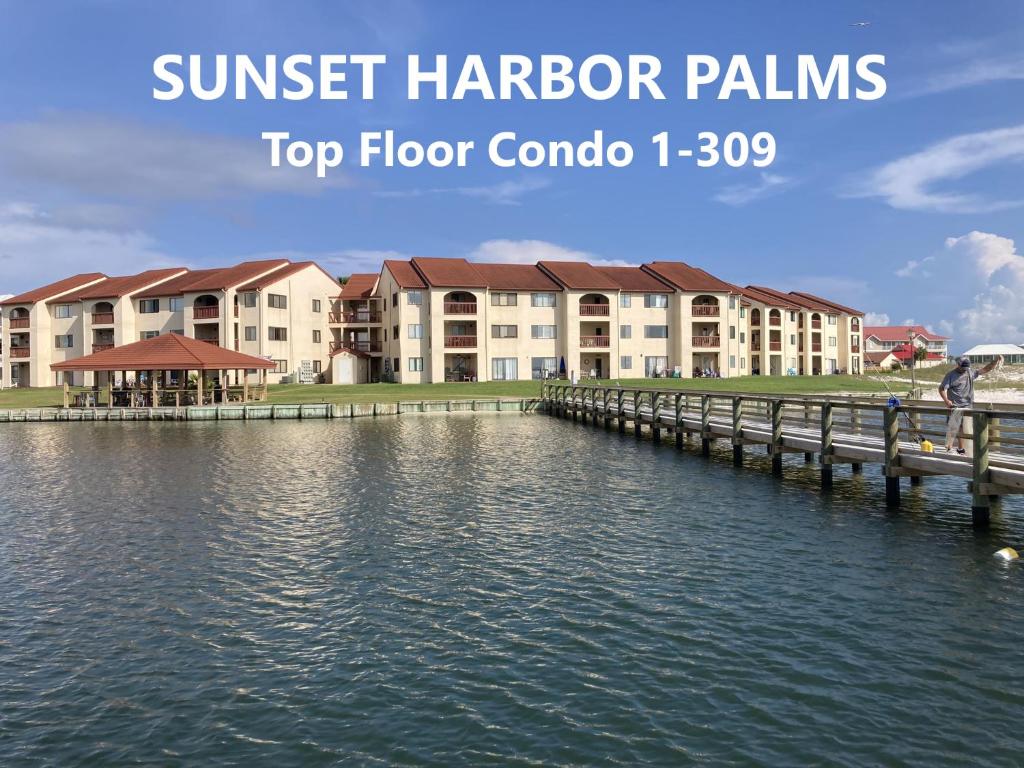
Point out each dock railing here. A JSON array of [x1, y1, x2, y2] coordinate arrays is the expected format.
[[541, 382, 1024, 527]]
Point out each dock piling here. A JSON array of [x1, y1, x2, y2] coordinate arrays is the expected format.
[[731, 397, 743, 467], [820, 402, 833, 490]]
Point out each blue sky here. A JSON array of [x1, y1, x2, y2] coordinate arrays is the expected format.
[[2, 0, 1024, 350]]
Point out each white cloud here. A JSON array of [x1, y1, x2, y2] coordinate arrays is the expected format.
[[850, 124, 1024, 213], [895, 256, 935, 278], [713, 173, 792, 206], [0, 113, 355, 201], [0, 201, 172, 293], [469, 239, 633, 267], [377, 177, 550, 206], [864, 312, 890, 326]]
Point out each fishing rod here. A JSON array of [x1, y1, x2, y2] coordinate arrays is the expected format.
[[875, 369, 928, 446]]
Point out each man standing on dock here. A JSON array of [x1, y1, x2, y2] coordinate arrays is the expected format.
[[939, 355, 1003, 454]]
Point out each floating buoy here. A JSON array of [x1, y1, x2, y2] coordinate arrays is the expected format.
[[994, 547, 1019, 561]]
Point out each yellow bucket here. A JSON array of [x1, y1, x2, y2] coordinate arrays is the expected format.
[[920, 439, 934, 453]]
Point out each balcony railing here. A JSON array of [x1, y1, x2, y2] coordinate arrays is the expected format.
[[769, 341, 782, 351], [9, 317, 29, 329], [769, 317, 781, 326], [330, 340, 382, 353], [334, 311, 382, 324], [580, 335, 610, 348], [851, 345, 861, 353], [812, 343, 822, 352], [92, 343, 114, 353], [811, 319, 822, 329], [445, 335, 477, 348], [444, 302, 477, 315], [579, 303, 610, 316], [692, 336, 720, 348], [10, 347, 29, 358], [692, 305, 719, 316], [91, 312, 114, 325], [234, 305, 239, 317], [751, 341, 761, 352], [193, 306, 219, 320]]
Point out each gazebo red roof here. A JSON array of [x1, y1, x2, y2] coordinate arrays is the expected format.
[[51, 333, 278, 372]]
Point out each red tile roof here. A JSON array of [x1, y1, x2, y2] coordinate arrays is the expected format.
[[740, 285, 801, 310], [383, 260, 427, 289], [865, 351, 895, 366], [184, 259, 289, 292], [790, 291, 862, 316], [538, 261, 621, 291], [784, 292, 836, 312], [642, 262, 736, 293], [134, 269, 221, 298], [472, 263, 562, 291], [596, 266, 674, 292], [411, 257, 488, 288], [236, 261, 337, 291], [890, 343, 945, 362], [67, 268, 189, 301], [864, 325, 949, 342], [51, 332, 277, 371], [338, 274, 379, 299], [2, 273, 107, 306]]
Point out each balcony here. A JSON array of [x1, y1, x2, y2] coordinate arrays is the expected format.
[[194, 306, 219, 320], [851, 345, 861, 353], [751, 341, 761, 352], [769, 341, 782, 351], [234, 305, 239, 317], [445, 335, 477, 348], [812, 343, 822, 352], [811, 319, 822, 330], [579, 303, 610, 317], [580, 335, 610, 348], [444, 302, 477, 315], [91, 312, 114, 325], [334, 311, 382, 324], [330, 340, 382, 354], [92, 343, 114, 353], [692, 305, 719, 317], [769, 316, 781, 327], [692, 336, 720, 348], [10, 347, 29, 358], [9, 317, 29, 329]]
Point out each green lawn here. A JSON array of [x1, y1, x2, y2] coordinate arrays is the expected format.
[[1, 374, 893, 410]]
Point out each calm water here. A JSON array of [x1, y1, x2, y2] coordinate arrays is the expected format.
[[1, 415, 1023, 766]]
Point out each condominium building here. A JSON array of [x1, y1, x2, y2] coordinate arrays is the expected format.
[[2, 259, 339, 388], [329, 257, 863, 383], [864, 325, 949, 358]]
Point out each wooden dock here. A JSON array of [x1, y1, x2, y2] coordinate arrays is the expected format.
[[542, 383, 1024, 527]]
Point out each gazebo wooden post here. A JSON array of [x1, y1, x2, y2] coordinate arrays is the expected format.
[[150, 369, 157, 406], [243, 369, 249, 402], [63, 379, 69, 408], [221, 369, 228, 404], [107, 371, 113, 409], [197, 369, 204, 406]]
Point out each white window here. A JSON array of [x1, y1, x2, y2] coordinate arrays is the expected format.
[[620, 325, 631, 339], [644, 356, 668, 376], [55, 304, 72, 319], [169, 297, 184, 312], [408, 324, 423, 339], [491, 292, 517, 306], [408, 357, 424, 372], [741, 357, 746, 369], [644, 325, 669, 338], [245, 326, 257, 341], [740, 307, 746, 318], [492, 324, 517, 338], [139, 299, 159, 314], [828, 315, 837, 325], [729, 325, 736, 339], [729, 355, 736, 368], [491, 357, 518, 380], [789, 311, 797, 322], [243, 293, 258, 308], [790, 334, 796, 345], [531, 325, 557, 339], [273, 359, 288, 373], [532, 357, 557, 379], [54, 334, 74, 348], [531, 292, 556, 308], [312, 299, 322, 313], [408, 290, 423, 306], [313, 360, 321, 374], [268, 293, 287, 309], [729, 296, 737, 309], [829, 336, 837, 347], [620, 355, 632, 370], [268, 326, 287, 341], [740, 332, 745, 343], [313, 330, 321, 343], [620, 294, 631, 308], [139, 331, 159, 340], [644, 294, 668, 308]]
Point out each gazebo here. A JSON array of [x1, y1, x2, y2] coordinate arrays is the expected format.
[[51, 332, 278, 408]]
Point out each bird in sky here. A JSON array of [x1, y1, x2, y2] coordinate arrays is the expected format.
[[850, 21, 871, 27]]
